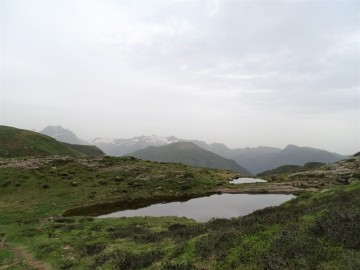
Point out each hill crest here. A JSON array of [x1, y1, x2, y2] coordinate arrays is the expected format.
[[0, 125, 103, 157], [129, 141, 251, 175]]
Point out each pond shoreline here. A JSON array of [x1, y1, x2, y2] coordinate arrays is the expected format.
[[63, 182, 314, 217], [63, 192, 217, 217], [214, 183, 317, 195], [98, 193, 296, 221]]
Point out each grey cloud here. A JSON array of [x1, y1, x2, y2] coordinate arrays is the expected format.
[[1, 0, 359, 154]]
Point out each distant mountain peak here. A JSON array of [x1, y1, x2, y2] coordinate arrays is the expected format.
[[284, 144, 299, 150], [40, 125, 88, 145]]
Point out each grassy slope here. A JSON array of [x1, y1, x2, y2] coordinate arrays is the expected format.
[[0, 126, 82, 158], [257, 162, 324, 177], [0, 155, 359, 269], [0, 156, 237, 214], [130, 142, 252, 176], [60, 142, 104, 157], [0, 155, 237, 269]]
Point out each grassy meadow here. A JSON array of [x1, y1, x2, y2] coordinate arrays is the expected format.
[[0, 153, 359, 269]]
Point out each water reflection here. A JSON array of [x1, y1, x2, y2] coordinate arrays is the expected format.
[[99, 193, 295, 222]]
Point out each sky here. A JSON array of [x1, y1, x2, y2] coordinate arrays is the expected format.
[[1, 0, 359, 155]]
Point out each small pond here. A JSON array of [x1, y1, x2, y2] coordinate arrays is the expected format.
[[99, 193, 295, 222], [229, 177, 267, 184]]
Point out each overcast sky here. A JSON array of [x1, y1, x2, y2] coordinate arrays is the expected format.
[[1, 0, 359, 155]]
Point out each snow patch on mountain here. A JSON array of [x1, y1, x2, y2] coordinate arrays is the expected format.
[[90, 135, 180, 156], [91, 135, 179, 147]]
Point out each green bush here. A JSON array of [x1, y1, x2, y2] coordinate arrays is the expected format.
[[167, 223, 204, 240], [79, 242, 107, 256], [91, 249, 164, 269], [161, 260, 195, 270], [313, 206, 360, 249], [265, 224, 327, 269], [195, 230, 240, 260], [58, 259, 77, 269]]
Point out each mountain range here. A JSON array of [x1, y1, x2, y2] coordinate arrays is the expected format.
[[91, 135, 180, 156], [40, 125, 346, 174], [231, 144, 344, 174], [129, 142, 251, 175], [90, 134, 344, 174]]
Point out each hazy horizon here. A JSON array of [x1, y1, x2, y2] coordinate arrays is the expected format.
[[14, 124, 355, 156], [1, 0, 359, 155]]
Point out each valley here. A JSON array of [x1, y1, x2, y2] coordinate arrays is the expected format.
[[3, 2, 357, 269], [40, 125, 346, 175], [129, 142, 251, 175], [0, 126, 359, 269]]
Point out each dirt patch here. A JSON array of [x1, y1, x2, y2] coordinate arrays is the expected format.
[[0, 244, 51, 270]]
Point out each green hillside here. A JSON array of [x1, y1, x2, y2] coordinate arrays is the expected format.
[[0, 125, 102, 157], [130, 141, 251, 175], [0, 154, 359, 269], [61, 142, 104, 156], [258, 162, 325, 177], [1, 125, 359, 269]]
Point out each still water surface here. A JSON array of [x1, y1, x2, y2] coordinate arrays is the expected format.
[[229, 177, 267, 184], [99, 193, 295, 222]]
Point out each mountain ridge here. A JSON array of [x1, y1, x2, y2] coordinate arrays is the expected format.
[[39, 127, 346, 174], [41, 125, 89, 145], [91, 135, 345, 174], [129, 141, 252, 175], [235, 144, 344, 175]]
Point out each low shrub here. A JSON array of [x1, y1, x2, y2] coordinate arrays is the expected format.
[[79, 242, 107, 256], [265, 224, 327, 269], [161, 260, 195, 270], [59, 224, 83, 232], [312, 206, 360, 249], [91, 249, 164, 269], [58, 259, 77, 269], [195, 230, 240, 260], [53, 217, 76, 223], [167, 223, 204, 240]]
